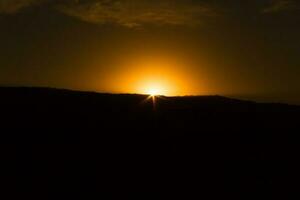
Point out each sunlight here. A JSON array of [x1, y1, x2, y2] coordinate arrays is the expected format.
[[102, 54, 206, 96], [146, 86, 163, 96]]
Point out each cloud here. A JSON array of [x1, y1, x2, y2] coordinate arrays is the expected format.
[[262, 0, 298, 14], [0, 0, 218, 27], [0, 0, 42, 14], [57, 0, 218, 27]]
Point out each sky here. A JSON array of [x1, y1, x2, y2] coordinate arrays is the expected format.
[[0, 0, 299, 103]]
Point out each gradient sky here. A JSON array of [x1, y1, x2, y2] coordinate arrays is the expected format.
[[0, 0, 299, 103]]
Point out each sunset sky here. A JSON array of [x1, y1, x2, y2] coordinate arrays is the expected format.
[[0, 0, 299, 103]]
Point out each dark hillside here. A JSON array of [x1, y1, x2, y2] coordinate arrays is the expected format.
[[1, 87, 299, 199]]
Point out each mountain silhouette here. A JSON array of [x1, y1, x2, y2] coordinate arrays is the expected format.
[[1, 87, 299, 200]]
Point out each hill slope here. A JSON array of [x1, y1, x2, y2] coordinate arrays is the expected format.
[[1, 87, 299, 199]]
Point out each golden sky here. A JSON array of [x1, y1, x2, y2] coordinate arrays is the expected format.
[[0, 0, 300, 103]]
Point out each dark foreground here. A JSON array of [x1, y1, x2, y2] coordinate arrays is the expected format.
[[1, 87, 299, 199]]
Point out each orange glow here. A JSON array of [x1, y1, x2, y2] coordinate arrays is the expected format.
[[101, 54, 206, 96], [146, 86, 162, 96], [137, 77, 173, 96], [148, 89, 159, 96]]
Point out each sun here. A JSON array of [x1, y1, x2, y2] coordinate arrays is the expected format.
[[102, 53, 205, 96], [143, 82, 167, 96], [147, 88, 160, 96]]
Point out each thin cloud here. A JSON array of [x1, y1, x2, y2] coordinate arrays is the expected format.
[[0, 0, 218, 27], [0, 0, 42, 14], [262, 0, 298, 14], [57, 0, 218, 27]]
